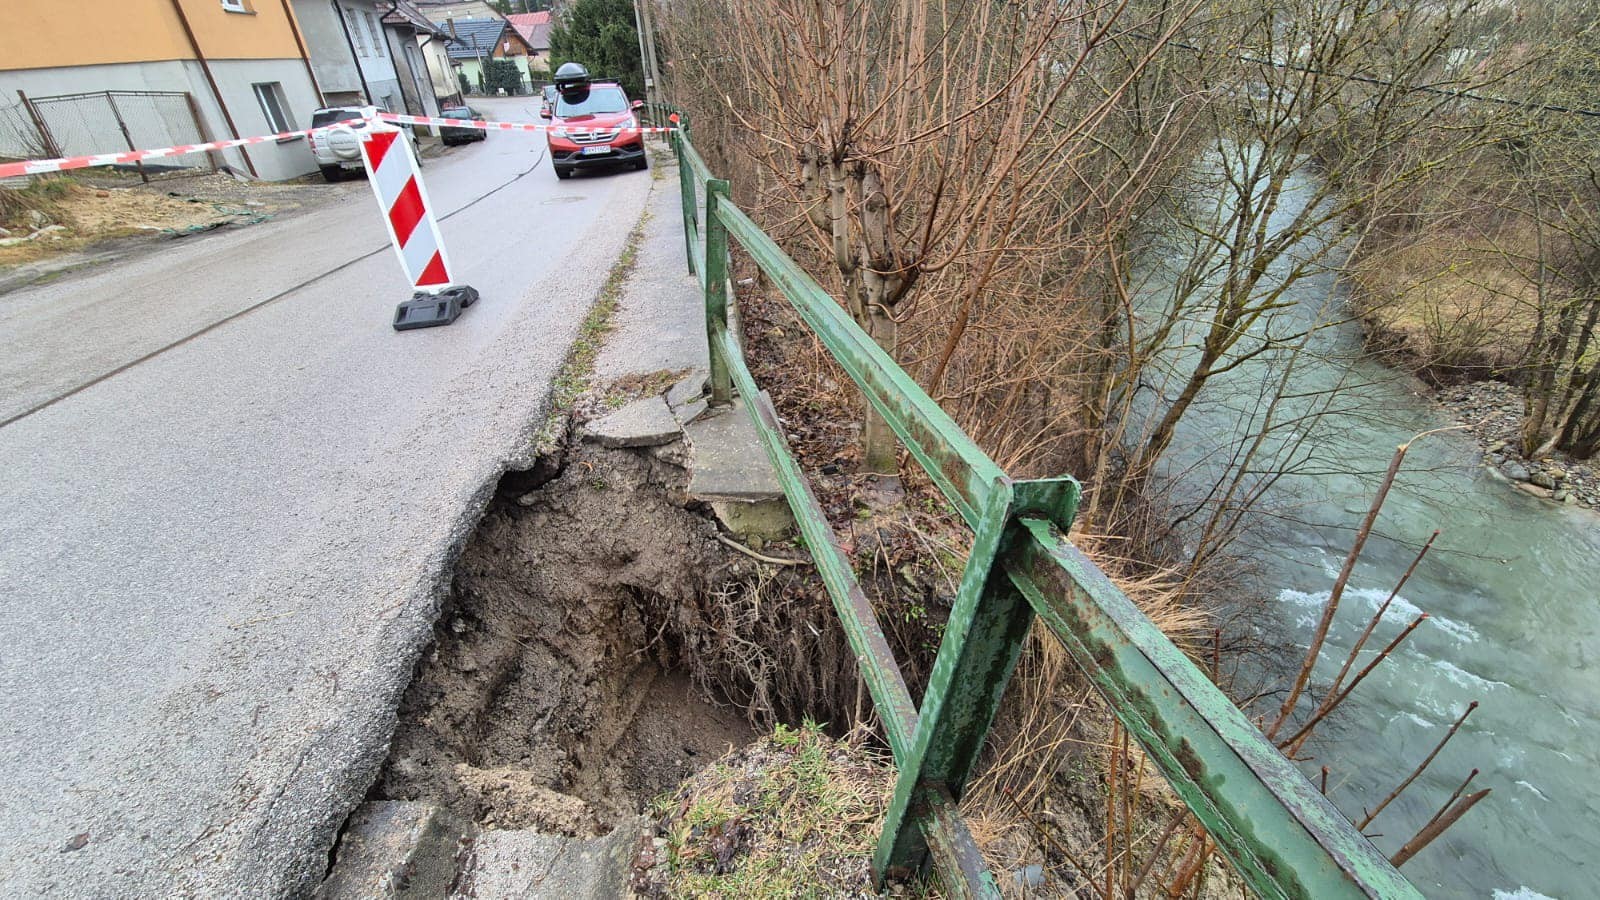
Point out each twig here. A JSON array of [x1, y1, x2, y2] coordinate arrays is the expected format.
[[714, 533, 805, 566], [1390, 777, 1491, 868], [1269, 427, 1462, 740], [997, 788, 1101, 893], [1129, 812, 1185, 896], [1357, 701, 1479, 831], [1281, 613, 1429, 754], [1324, 530, 1439, 702], [1268, 442, 1406, 738]]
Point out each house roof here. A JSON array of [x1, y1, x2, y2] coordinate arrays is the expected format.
[[379, 0, 450, 37], [411, 0, 504, 16], [437, 17, 517, 60], [506, 11, 551, 52]]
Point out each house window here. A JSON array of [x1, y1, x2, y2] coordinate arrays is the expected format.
[[346, 7, 367, 56], [366, 13, 386, 57], [220, 0, 251, 12], [254, 83, 293, 133]]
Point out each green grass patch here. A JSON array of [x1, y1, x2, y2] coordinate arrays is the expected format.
[[530, 205, 653, 455], [647, 722, 929, 898]]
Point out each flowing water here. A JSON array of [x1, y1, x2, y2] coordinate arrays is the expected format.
[[1134, 156, 1600, 898]]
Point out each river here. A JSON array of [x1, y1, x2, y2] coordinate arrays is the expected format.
[[1133, 155, 1600, 898]]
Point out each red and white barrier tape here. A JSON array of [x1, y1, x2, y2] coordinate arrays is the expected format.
[[0, 123, 343, 180], [0, 110, 679, 181], [375, 111, 678, 136]]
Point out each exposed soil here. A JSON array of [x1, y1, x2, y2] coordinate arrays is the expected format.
[[0, 172, 335, 268], [377, 435, 762, 835]]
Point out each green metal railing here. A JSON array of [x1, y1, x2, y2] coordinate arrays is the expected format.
[[665, 113, 1422, 900]]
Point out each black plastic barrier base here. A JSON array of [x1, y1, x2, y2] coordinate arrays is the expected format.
[[393, 285, 479, 331]]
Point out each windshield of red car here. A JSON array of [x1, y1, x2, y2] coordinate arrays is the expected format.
[[555, 86, 627, 117]]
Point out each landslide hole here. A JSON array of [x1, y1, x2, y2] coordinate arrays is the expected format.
[[374, 434, 866, 837]]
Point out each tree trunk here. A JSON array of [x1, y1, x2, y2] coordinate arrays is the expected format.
[[863, 308, 900, 476]]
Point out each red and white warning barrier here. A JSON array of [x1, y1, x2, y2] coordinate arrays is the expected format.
[[0, 123, 342, 180], [0, 107, 678, 327], [360, 124, 452, 290], [375, 111, 678, 136]]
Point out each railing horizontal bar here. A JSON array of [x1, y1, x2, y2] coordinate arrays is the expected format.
[[713, 325, 919, 759], [1003, 518, 1419, 900], [713, 200, 1005, 530], [678, 136, 715, 185]]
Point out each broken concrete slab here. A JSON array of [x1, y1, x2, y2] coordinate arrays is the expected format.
[[314, 801, 470, 900], [685, 401, 783, 502], [707, 498, 794, 541], [450, 817, 649, 900], [583, 396, 682, 449], [685, 400, 793, 541], [673, 397, 709, 427], [665, 370, 709, 409]]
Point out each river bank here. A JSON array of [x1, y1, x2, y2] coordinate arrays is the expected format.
[[1348, 283, 1600, 512], [1435, 379, 1600, 510]]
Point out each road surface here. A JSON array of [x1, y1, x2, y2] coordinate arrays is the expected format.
[[0, 97, 653, 897]]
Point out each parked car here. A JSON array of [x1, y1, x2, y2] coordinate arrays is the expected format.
[[439, 105, 487, 146], [307, 106, 419, 182], [542, 65, 647, 180]]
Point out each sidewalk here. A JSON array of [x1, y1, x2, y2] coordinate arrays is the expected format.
[[595, 148, 707, 380]]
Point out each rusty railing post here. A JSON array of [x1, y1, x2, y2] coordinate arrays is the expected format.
[[676, 126, 697, 278]]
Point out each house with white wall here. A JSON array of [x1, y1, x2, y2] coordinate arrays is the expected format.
[[1, 0, 324, 180], [290, 0, 406, 112]]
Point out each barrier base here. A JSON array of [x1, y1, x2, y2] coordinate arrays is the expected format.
[[392, 285, 479, 331]]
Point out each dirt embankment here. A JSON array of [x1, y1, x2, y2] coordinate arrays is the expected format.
[[1347, 227, 1535, 385], [0, 172, 331, 269], [376, 424, 890, 836]]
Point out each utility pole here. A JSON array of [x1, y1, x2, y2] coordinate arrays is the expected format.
[[631, 0, 664, 105]]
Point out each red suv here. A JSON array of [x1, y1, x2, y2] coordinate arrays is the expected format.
[[544, 66, 647, 179]]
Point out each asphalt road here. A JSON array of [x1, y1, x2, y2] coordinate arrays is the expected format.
[[0, 96, 653, 897]]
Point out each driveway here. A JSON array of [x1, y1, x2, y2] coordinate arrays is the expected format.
[[0, 96, 654, 897]]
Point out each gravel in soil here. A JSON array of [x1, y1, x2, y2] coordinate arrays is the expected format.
[[1437, 380, 1600, 510]]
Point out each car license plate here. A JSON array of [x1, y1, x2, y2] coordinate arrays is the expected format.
[[581, 146, 612, 156]]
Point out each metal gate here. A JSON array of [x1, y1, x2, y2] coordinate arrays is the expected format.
[[19, 90, 215, 181]]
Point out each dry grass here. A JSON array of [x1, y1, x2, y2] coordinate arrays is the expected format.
[[1349, 223, 1540, 376], [0, 176, 263, 266]]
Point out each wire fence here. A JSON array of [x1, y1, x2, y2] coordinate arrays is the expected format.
[[0, 99, 49, 161], [16, 90, 214, 181]]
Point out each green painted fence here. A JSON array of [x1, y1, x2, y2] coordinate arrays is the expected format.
[[664, 115, 1422, 900]]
